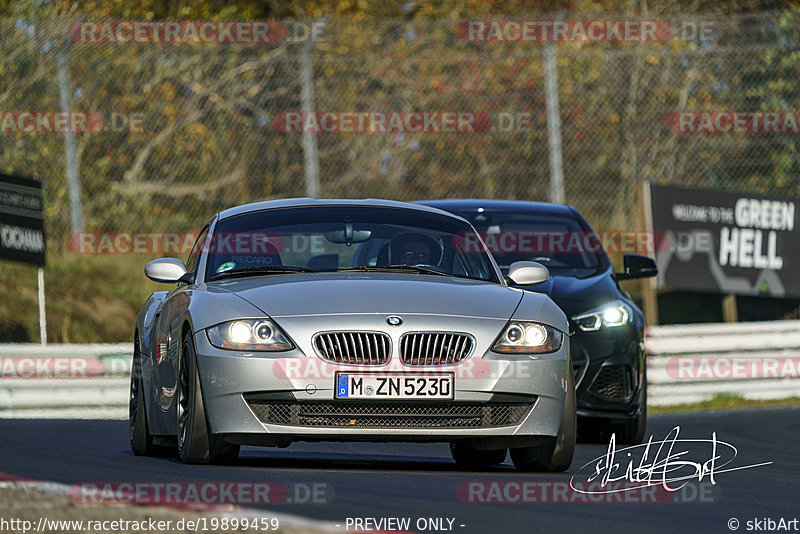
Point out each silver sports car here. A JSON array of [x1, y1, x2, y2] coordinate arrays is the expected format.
[[130, 198, 575, 471]]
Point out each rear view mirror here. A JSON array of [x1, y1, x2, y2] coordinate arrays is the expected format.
[[145, 258, 190, 283], [324, 222, 372, 245], [507, 261, 549, 286], [615, 254, 658, 281]]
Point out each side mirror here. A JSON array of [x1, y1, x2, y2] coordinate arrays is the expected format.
[[507, 261, 549, 286], [615, 254, 658, 281], [145, 258, 190, 283]]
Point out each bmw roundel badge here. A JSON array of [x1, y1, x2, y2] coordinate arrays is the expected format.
[[386, 315, 403, 326]]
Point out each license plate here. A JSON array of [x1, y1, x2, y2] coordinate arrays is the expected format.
[[335, 373, 454, 400]]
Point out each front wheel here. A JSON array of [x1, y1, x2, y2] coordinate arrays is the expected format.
[[177, 335, 240, 464], [510, 362, 576, 472]]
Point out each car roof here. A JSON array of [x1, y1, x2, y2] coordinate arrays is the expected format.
[[418, 198, 577, 216], [217, 197, 467, 221]]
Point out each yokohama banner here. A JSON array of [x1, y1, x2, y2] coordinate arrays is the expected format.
[[0, 173, 45, 266]]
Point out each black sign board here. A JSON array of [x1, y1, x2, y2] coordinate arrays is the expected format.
[[0, 173, 45, 266], [649, 183, 799, 298]]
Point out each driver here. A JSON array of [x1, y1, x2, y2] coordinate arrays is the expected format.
[[390, 232, 442, 266]]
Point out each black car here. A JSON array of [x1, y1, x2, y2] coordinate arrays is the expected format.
[[420, 199, 657, 443]]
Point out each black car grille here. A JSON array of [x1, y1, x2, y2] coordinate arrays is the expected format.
[[314, 332, 391, 365], [247, 401, 533, 429], [400, 332, 474, 366], [589, 365, 632, 399]]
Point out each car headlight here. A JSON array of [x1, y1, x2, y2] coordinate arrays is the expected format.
[[572, 300, 632, 332], [492, 321, 563, 354], [206, 319, 293, 351]]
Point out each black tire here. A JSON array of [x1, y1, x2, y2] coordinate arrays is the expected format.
[[510, 362, 576, 472], [450, 443, 507, 467], [130, 333, 158, 456], [177, 334, 240, 464], [615, 381, 647, 445], [576, 417, 610, 444]]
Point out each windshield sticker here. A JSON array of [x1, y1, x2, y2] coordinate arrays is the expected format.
[[216, 261, 236, 273]]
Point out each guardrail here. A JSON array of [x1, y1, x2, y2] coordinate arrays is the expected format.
[[0, 343, 130, 418], [1, 321, 799, 417], [646, 320, 800, 405]]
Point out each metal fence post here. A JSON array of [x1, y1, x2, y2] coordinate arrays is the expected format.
[[57, 44, 83, 233], [300, 19, 326, 199], [544, 41, 565, 205]]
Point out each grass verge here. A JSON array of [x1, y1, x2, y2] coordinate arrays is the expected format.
[[0, 254, 161, 343], [650, 393, 800, 414]]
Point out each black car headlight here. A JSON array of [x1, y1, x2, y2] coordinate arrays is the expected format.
[[206, 319, 293, 351], [492, 321, 563, 354], [572, 300, 632, 332]]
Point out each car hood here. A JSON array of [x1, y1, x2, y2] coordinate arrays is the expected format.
[[207, 273, 524, 320], [526, 269, 621, 316]]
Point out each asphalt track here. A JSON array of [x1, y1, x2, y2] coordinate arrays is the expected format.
[[0, 408, 798, 534]]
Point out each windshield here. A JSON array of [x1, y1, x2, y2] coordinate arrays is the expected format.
[[449, 210, 608, 276], [204, 206, 501, 283]]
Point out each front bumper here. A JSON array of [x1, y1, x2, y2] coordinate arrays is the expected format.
[[193, 325, 571, 446], [571, 324, 645, 419]]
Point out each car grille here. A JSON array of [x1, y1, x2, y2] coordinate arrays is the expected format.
[[589, 365, 632, 399], [314, 332, 391, 365], [400, 332, 474, 366], [247, 401, 533, 429]]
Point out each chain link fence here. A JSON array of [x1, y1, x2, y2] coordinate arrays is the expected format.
[[1, 12, 799, 249]]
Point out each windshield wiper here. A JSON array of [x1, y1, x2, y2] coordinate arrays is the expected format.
[[337, 264, 449, 276], [209, 265, 317, 281]]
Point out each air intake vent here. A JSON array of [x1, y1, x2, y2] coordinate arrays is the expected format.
[[589, 365, 632, 399], [247, 401, 534, 429]]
